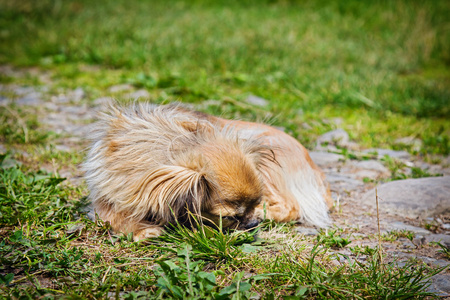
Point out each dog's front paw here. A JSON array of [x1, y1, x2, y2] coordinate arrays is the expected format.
[[133, 226, 164, 242]]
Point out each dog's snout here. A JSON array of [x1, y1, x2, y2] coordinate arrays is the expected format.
[[244, 220, 260, 230]]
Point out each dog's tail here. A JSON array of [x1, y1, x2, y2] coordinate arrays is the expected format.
[[286, 167, 332, 228], [259, 131, 332, 228]]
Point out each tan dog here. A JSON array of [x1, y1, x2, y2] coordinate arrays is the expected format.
[[83, 103, 333, 241]]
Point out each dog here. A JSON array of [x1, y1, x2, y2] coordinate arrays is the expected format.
[[83, 102, 333, 241]]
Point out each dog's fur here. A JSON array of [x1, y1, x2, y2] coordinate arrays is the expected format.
[[83, 103, 333, 241]]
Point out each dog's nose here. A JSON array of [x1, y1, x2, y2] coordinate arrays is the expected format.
[[244, 220, 260, 230]]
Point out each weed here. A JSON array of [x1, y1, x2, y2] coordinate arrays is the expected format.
[[0, 154, 80, 227], [383, 230, 415, 242], [432, 242, 450, 259], [259, 219, 298, 233], [154, 244, 218, 299], [349, 245, 377, 256], [331, 148, 377, 161], [0, 105, 50, 145], [317, 229, 351, 249], [381, 156, 442, 181], [154, 244, 266, 299], [156, 216, 257, 262], [423, 220, 440, 233], [263, 243, 441, 299]]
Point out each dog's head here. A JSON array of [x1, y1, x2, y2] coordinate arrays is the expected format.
[[197, 140, 265, 230], [156, 134, 270, 231]]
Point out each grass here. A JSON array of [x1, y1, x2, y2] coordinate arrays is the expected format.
[[1, 0, 449, 298], [0, 157, 446, 298], [157, 219, 257, 262], [0, 104, 51, 145], [0, 0, 449, 154]]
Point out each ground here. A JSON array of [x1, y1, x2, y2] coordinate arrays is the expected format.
[[1, 65, 449, 298]]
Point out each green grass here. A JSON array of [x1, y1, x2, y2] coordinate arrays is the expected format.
[[1, 0, 449, 154], [157, 219, 257, 262], [0, 105, 51, 145]]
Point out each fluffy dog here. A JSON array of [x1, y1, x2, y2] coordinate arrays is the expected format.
[[83, 103, 333, 241]]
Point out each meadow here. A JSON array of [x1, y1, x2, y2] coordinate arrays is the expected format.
[[0, 0, 449, 298]]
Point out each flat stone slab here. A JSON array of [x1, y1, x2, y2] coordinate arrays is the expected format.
[[361, 177, 450, 219], [383, 221, 431, 235], [309, 151, 344, 166], [427, 274, 450, 297], [246, 95, 268, 107], [425, 233, 450, 248], [295, 227, 319, 236], [316, 129, 349, 150], [351, 160, 389, 174], [362, 148, 411, 160]]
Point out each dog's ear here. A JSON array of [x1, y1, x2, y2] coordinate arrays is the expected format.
[[126, 166, 207, 223], [244, 142, 279, 170]]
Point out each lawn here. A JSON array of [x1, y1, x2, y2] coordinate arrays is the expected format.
[[0, 0, 449, 298]]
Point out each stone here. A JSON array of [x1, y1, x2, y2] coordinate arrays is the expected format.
[[427, 274, 450, 297], [412, 235, 426, 247], [246, 95, 268, 107], [309, 151, 344, 166], [326, 173, 364, 190], [82, 205, 96, 222], [108, 84, 133, 93], [54, 144, 72, 152], [14, 86, 36, 95], [60, 105, 88, 116], [42, 113, 71, 134], [200, 99, 222, 107], [1, 157, 22, 168], [0, 95, 10, 105], [351, 160, 389, 174], [70, 125, 90, 136], [52, 94, 70, 103], [129, 89, 150, 99], [353, 170, 380, 180], [395, 137, 423, 152], [93, 96, 114, 106], [296, 227, 319, 236], [71, 87, 85, 102], [66, 224, 85, 235], [16, 92, 42, 106], [44, 102, 60, 111], [332, 117, 343, 126], [384, 221, 431, 235], [316, 129, 350, 150], [425, 234, 450, 248], [301, 122, 312, 130], [361, 177, 450, 219], [0, 143, 6, 154], [362, 148, 410, 160], [430, 259, 450, 268]]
